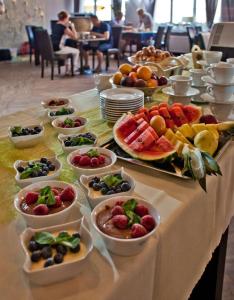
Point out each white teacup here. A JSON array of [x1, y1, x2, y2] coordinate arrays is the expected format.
[[169, 75, 192, 95], [207, 62, 234, 84], [94, 74, 112, 92], [226, 58, 234, 65], [189, 69, 207, 86], [207, 84, 234, 102], [210, 102, 234, 121], [203, 51, 222, 65]]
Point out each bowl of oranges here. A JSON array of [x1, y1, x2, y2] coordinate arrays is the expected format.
[[110, 64, 168, 97]]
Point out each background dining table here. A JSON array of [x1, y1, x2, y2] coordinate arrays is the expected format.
[[0, 89, 233, 300], [121, 31, 156, 53]]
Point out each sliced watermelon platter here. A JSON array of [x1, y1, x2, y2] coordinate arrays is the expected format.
[[110, 103, 234, 191]]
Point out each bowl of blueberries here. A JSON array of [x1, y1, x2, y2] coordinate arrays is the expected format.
[[14, 156, 62, 187], [58, 132, 97, 153], [9, 123, 44, 148], [80, 167, 135, 208], [48, 107, 76, 121]]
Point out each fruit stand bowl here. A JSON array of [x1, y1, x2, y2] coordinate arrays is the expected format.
[[91, 196, 160, 256]]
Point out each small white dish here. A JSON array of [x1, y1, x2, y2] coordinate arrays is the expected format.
[[200, 92, 234, 104], [14, 157, 62, 188], [58, 133, 97, 153], [91, 196, 160, 256], [20, 218, 93, 285], [41, 98, 71, 109], [14, 180, 78, 228], [201, 75, 234, 86], [8, 123, 44, 148], [52, 116, 87, 135], [67, 147, 117, 177], [162, 86, 200, 97], [209, 102, 234, 121], [80, 167, 135, 208], [47, 107, 76, 121]]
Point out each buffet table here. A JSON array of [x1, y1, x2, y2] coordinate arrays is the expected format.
[[0, 89, 234, 300]]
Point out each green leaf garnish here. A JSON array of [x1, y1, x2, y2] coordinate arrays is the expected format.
[[123, 199, 137, 212], [87, 149, 99, 157], [11, 126, 22, 135], [61, 237, 80, 249], [20, 163, 42, 179], [125, 210, 141, 226], [34, 232, 56, 245], [64, 118, 74, 127], [36, 186, 56, 206], [102, 174, 123, 188], [70, 136, 94, 146]]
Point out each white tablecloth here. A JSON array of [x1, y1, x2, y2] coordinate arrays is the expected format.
[[1, 90, 234, 300]]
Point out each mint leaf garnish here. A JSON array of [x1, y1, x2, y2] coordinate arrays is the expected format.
[[123, 199, 137, 212], [34, 232, 56, 245], [64, 118, 74, 127], [102, 174, 123, 188], [36, 186, 56, 206], [87, 149, 99, 157]]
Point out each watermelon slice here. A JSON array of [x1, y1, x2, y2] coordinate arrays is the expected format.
[[182, 105, 202, 123], [169, 106, 188, 127], [158, 107, 175, 129], [117, 114, 138, 137], [113, 114, 176, 161], [124, 120, 149, 144]]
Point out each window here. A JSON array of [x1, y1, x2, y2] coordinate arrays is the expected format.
[[214, 0, 222, 23], [154, 0, 171, 23], [83, 0, 112, 21], [195, 0, 206, 23], [83, 0, 95, 14], [172, 0, 194, 23]]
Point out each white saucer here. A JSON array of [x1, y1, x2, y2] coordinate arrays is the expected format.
[[191, 83, 207, 88], [201, 75, 234, 86], [200, 93, 234, 104], [162, 86, 200, 97]]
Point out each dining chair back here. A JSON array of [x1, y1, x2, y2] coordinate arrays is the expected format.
[[154, 25, 166, 48], [195, 25, 202, 35], [186, 26, 196, 50], [164, 25, 173, 51], [25, 25, 35, 63]]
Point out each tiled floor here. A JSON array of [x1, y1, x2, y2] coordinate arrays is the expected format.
[[0, 58, 233, 299]]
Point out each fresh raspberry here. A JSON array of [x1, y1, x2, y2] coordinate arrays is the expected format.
[[140, 215, 156, 231], [112, 215, 128, 229], [51, 188, 59, 196], [98, 155, 105, 164], [72, 155, 82, 165], [74, 121, 81, 127], [115, 200, 124, 206], [33, 204, 49, 215], [131, 224, 148, 238], [25, 192, 39, 205], [64, 124, 71, 128], [53, 196, 62, 208], [134, 204, 149, 217], [75, 118, 81, 123], [111, 205, 124, 216], [78, 155, 91, 166], [90, 157, 99, 167], [60, 187, 75, 202]]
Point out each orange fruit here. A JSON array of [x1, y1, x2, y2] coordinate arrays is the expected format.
[[146, 78, 158, 88], [137, 66, 152, 81], [150, 115, 166, 136], [119, 63, 133, 75], [128, 72, 138, 81], [113, 72, 123, 85]]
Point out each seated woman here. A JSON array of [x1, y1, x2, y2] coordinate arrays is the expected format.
[[83, 14, 112, 73], [51, 10, 79, 74]]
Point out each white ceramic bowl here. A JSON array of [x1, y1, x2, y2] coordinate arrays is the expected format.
[[51, 116, 87, 135], [58, 132, 97, 154], [20, 218, 93, 285], [14, 156, 62, 188], [8, 123, 44, 148], [14, 180, 78, 228], [210, 102, 234, 121], [47, 106, 76, 121], [67, 147, 117, 177], [91, 196, 160, 256], [80, 167, 135, 208], [41, 97, 71, 109]]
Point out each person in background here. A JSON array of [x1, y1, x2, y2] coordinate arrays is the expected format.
[[83, 14, 112, 73], [51, 10, 79, 74], [112, 11, 124, 26], [136, 8, 153, 31]]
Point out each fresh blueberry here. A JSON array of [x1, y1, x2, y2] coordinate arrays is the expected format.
[[17, 166, 24, 173], [54, 253, 64, 264], [31, 171, 38, 178], [42, 166, 49, 172], [121, 182, 131, 192], [93, 177, 100, 183], [70, 244, 80, 253], [40, 157, 48, 164], [31, 130, 37, 135], [106, 190, 114, 195], [44, 258, 54, 268], [72, 232, 81, 239], [47, 160, 52, 166], [92, 183, 101, 191], [41, 246, 52, 259], [48, 164, 55, 171], [31, 250, 41, 262], [88, 180, 95, 188], [101, 187, 108, 195], [28, 241, 39, 252], [34, 126, 41, 133], [41, 171, 47, 176], [28, 162, 35, 168], [56, 244, 67, 255], [37, 170, 43, 176], [64, 140, 71, 147], [115, 187, 122, 193]]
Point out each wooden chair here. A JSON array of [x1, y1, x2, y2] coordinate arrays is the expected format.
[[154, 25, 166, 49], [35, 30, 74, 80], [25, 25, 35, 64]]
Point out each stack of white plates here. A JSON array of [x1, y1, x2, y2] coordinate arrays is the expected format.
[[99, 88, 144, 123]]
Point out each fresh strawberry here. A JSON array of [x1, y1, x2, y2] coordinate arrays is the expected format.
[[141, 215, 156, 231], [53, 196, 62, 208], [112, 215, 128, 229], [60, 187, 75, 202], [72, 155, 82, 165], [74, 121, 81, 127], [25, 192, 39, 205], [131, 223, 148, 238], [134, 204, 149, 217], [98, 155, 106, 164], [90, 157, 99, 167], [51, 188, 59, 196], [78, 155, 91, 166], [111, 205, 124, 216], [33, 204, 49, 215]]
